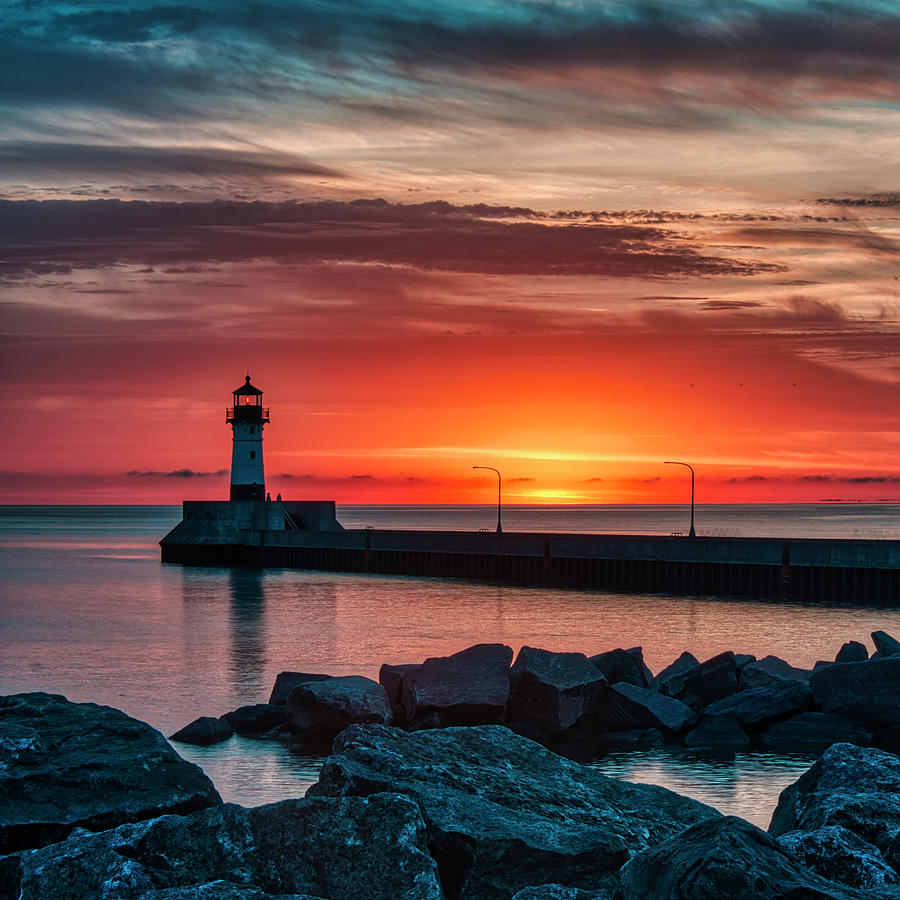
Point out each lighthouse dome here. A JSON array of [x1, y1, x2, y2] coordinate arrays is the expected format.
[[233, 375, 263, 396]]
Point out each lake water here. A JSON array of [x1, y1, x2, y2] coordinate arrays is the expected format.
[[1, 503, 898, 828]]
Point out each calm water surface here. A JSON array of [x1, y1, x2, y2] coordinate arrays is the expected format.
[[1, 503, 898, 827]]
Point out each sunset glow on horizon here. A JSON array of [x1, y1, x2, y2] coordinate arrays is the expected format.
[[2, 2, 899, 505]]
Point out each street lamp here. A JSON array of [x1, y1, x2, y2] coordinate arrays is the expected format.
[[664, 461, 696, 538], [473, 466, 502, 534]]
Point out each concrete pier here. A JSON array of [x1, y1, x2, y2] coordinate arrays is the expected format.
[[160, 502, 900, 605]]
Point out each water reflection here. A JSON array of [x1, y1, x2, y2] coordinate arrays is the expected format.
[[228, 568, 267, 698]]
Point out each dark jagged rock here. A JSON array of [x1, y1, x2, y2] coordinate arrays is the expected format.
[[7, 795, 442, 900], [285, 676, 391, 747], [137, 885, 325, 899], [682, 715, 750, 750], [508, 647, 607, 734], [703, 677, 812, 731], [739, 655, 811, 690], [400, 643, 513, 726], [836, 641, 869, 663], [592, 683, 697, 735], [589, 647, 650, 688], [308, 723, 719, 900], [618, 815, 868, 899], [169, 716, 233, 746], [268, 672, 334, 706], [678, 651, 739, 710], [0, 693, 221, 854], [776, 826, 900, 891], [810, 658, 900, 727], [511, 885, 613, 900], [379, 662, 421, 723], [221, 703, 287, 735], [734, 653, 757, 670], [761, 712, 871, 754], [652, 651, 700, 698], [872, 631, 900, 658], [769, 743, 900, 856]]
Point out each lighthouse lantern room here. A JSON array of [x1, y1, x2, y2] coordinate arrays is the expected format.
[[226, 375, 270, 501]]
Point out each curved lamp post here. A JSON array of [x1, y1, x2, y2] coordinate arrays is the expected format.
[[473, 466, 502, 534], [664, 461, 696, 538]]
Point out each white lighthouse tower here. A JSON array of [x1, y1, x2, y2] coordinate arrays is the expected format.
[[226, 375, 269, 501]]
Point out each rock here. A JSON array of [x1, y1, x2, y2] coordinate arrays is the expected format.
[[682, 715, 750, 750], [836, 641, 869, 663], [220, 703, 287, 735], [618, 815, 865, 899], [761, 712, 871, 754], [776, 826, 900, 890], [769, 742, 900, 855], [589, 683, 696, 735], [589, 647, 650, 687], [400, 643, 513, 726], [7, 794, 443, 900], [810, 658, 900, 727], [589, 729, 664, 751], [739, 655, 811, 690], [0, 693, 221, 854], [734, 653, 756, 670], [309, 723, 720, 900], [511, 885, 612, 900], [872, 725, 900, 755], [652, 651, 700, 697], [872, 631, 900, 657], [379, 663, 421, 723], [268, 672, 334, 706], [169, 716, 233, 746], [703, 677, 812, 731], [508, 647, 607, 733], [285, 676, 391, 747], [137, 885, 325, 899], [652, 649, 739, 711]]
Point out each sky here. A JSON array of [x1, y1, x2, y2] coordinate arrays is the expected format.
[[1, 0, 899, 505]]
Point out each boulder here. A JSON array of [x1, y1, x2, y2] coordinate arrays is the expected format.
[[220, 703, 287, 735], [872, 725, 900, 755], [810, 658, 900, 727], [739, 655, 811, 690], [285, 676, 391, 747], [268, 672, 334, 706], [836, 641, 869, 663], [589, 647, 651, 688], [760, 712, 871, 754], [776, 826, 900, 890], [137, 886, 325, 900], [682, 715, 750, 751], [511, 886, 612, 900], [590, 683, 696, 735], [652, 651, 700, 697], [400, 643, 513, 726], [508, 647, 607, 733], [703, 677, 811, 731], [734, 653, 757, 670], [0, 693, 221, 854], [618, 815, 865, 899], [169, 716, 232, 746], [6, 794, 443, 900], [308, 724, 720, 900], [379, 662, 421, 722], [872, 630, 900, 658], [769, 742, 900, 855]]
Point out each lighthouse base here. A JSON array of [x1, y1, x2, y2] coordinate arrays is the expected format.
[[230, 483, 266, 501]]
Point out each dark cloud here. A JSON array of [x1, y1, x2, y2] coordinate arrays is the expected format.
[[126, 468, 227, 477], [798, 475, 831, 482], [508, 476, 535, 483], [701, 299, 768, 311], [818, 194, 900, 208], [726, 474, 772, 483]]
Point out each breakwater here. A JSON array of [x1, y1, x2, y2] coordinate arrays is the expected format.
[[160, 502, 900, 604]]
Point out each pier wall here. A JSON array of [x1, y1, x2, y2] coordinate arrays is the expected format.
[[160, 525, 900, 605]]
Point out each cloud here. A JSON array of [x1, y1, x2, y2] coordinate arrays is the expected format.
[[126, 468, 228, 478]]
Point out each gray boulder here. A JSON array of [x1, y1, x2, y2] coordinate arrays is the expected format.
[[7, 794, 442, 900], [652, 651, 700, 697], [221, 703, 287, 735], [379, 662, 421, 723], [873, 631, 900, 657], [169, 716, 232, 746], [677, 651, 739, 711], [589, 647, 651, 688], [592, 683, 697, 735], [810, 658, 900, 727], [740, 655, 811, 690], [703, 677, 812, 731], [508, 647, 607, 734], [618, 815, 867, 899], [268, 672, 334, 706], [761, 712, 871, 754], [285, 676, 391, 747], [836, 641, 869, 663], [769, 742, 900, 855], [682, 715, 750, 750], [0, 693, 220, 854], [308, 723, 719, 900], [776, 826, 900, 890], [400, 643, 513, 726]]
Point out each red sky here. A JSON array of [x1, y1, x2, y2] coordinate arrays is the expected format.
[[1, 2, 899, 504]]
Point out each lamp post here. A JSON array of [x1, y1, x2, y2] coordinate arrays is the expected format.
[[473, 466, 502, 534], [664, 461, 696, 538]]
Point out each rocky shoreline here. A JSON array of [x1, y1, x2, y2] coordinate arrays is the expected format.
[[3, 632, 900, 898]]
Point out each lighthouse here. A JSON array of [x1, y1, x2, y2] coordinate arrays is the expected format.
[[226, 375, 269, 501]]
